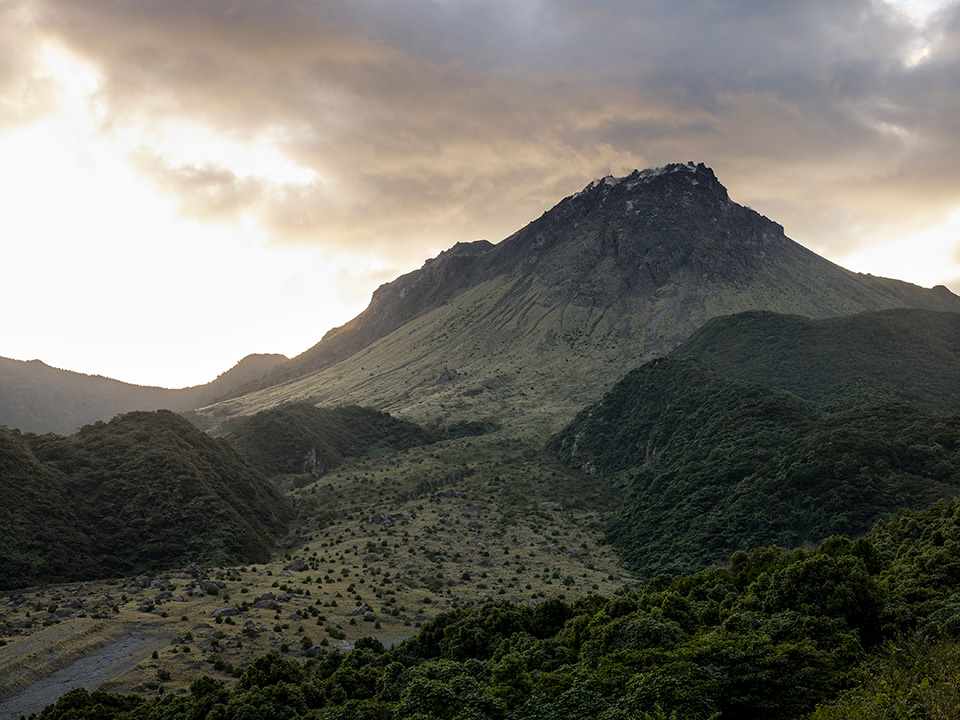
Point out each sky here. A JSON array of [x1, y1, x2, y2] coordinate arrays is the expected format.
[[1, 0, 959, 388]]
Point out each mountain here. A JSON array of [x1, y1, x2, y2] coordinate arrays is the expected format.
[[553, 308, 960, 576], [190, 162, 960, 436], [0, 410, 293, 590], [0, 353, 287, 435]]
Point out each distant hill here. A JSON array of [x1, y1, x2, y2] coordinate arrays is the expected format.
[[189, 163, 960, 436], [553, 308, 960, 576], [226, 403, 435, 477], [0, 353, 287, 435], [0, 410, 293, 590]]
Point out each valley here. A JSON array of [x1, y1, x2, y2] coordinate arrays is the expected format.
[[1, 435, 628, 716]]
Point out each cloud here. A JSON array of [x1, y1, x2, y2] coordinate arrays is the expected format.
[[17, 0, 960, 269], [0, 3, 61, 130]]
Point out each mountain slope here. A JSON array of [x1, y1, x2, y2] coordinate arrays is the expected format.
[[553, 308, 960, 576], [0, 353, 287, 435], [669, 308, 960, 409], [191, 163, 960, 435]]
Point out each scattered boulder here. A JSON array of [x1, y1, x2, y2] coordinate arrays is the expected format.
[[253, 593, 280, 611], [287, 558, 307, 572]]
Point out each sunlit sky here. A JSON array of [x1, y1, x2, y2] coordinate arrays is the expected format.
[[1, 0, 959, 388]]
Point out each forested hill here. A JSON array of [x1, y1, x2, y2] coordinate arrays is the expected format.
[[0, 410, 293, 590], [553, 307, 960, 577], [670, 308, 960, 409], [33, 497, 960, 719], [0, 404, 493, 591]]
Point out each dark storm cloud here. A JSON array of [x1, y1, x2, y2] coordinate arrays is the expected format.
[[23, 0, 960, 264]]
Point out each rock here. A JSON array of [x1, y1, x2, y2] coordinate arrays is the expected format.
[[199, 580, 221, 595], [350, 605, 369, 616], [287, 558, 307, 572], [212, 606, 241, 617], [184, 563, 203, 577]]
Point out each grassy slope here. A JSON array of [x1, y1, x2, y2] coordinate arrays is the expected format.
[[191, 265, 960, 441]]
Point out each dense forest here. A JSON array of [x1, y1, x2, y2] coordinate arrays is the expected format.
[[554, 308, 960, 577], [31, 496, 960, 719], [0, 410, 292, 590], [670, 308, 960, 409]]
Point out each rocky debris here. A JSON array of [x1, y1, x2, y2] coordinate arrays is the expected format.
[[198, 580, 224, 595], [252, 593, 280, 611], [212, 606, 241, 617], [286, 558, 307, 572], [369, 513, 394, 527], [435, 364, 457, 384]]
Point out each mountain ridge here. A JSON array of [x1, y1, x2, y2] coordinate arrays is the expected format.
[[0, 352, 287, 435]]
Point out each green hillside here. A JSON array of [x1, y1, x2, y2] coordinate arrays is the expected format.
[[0, 410, 293, 590], [225, 403, 435, 477], [553, 355, 960, 576], [32, 497, 960, 719], [671, 308, 960, 409]]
